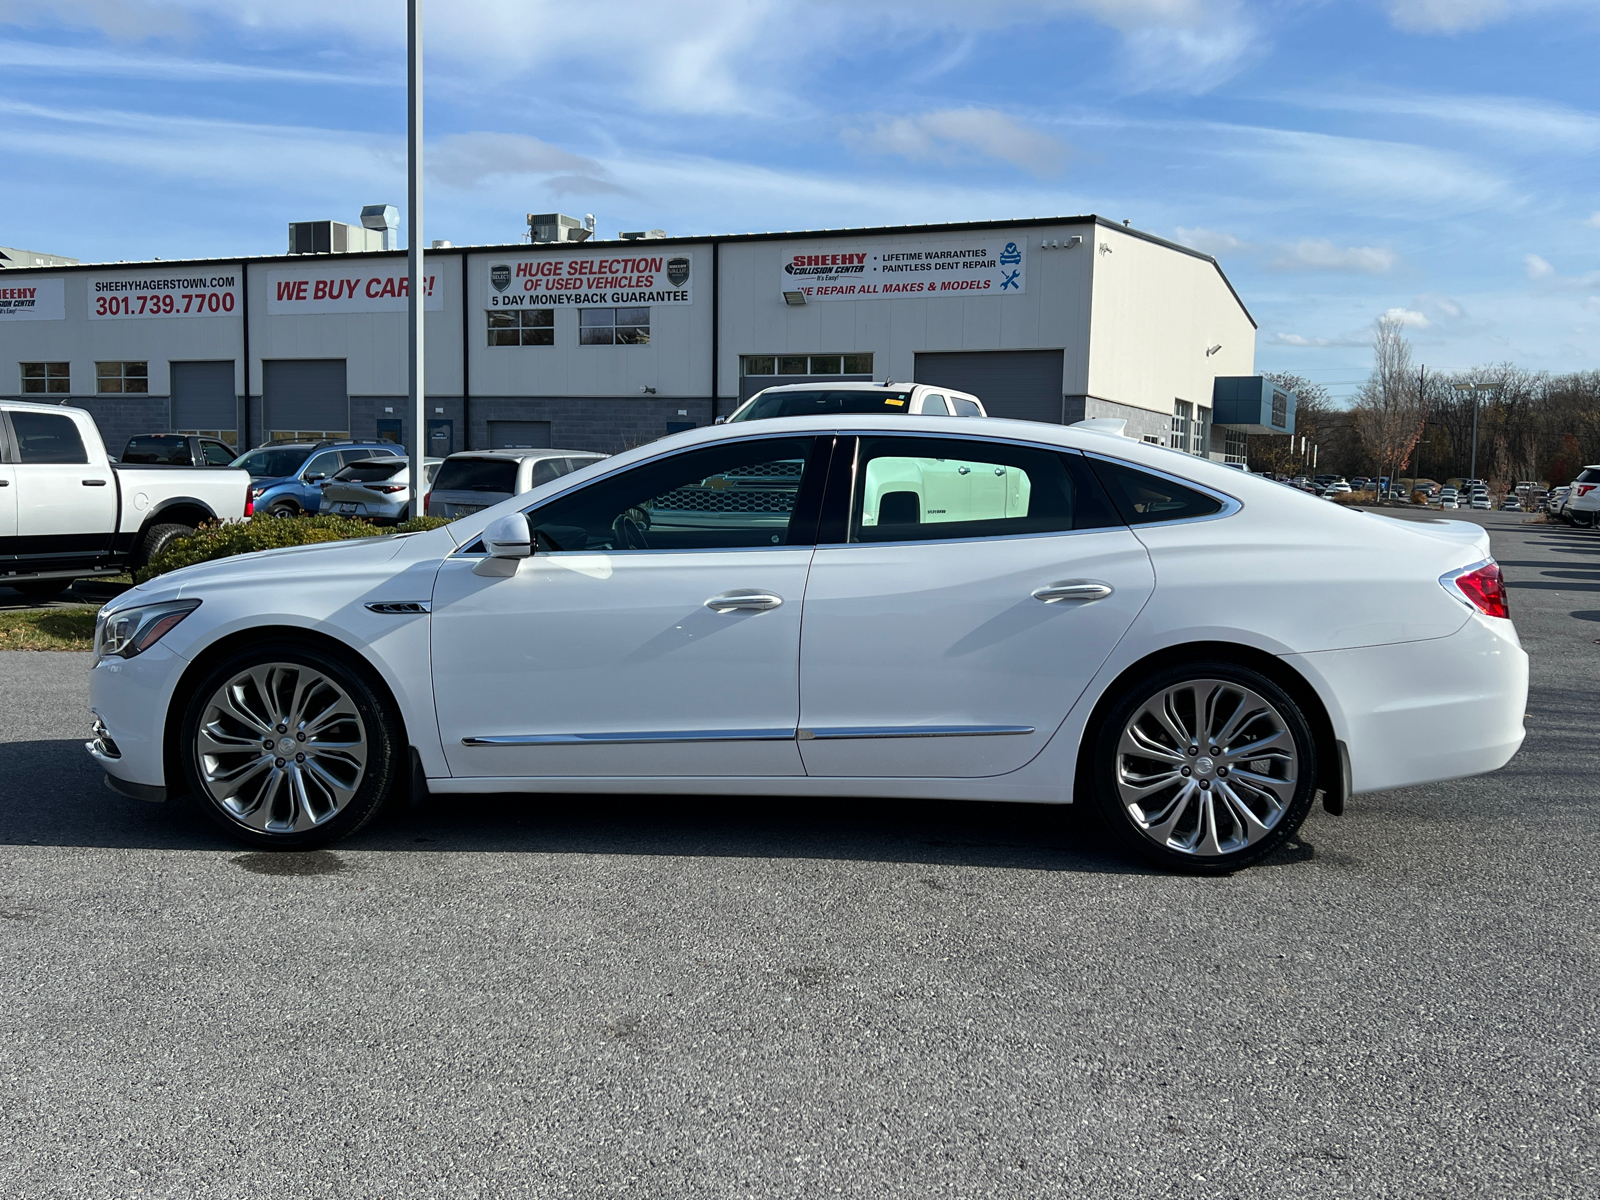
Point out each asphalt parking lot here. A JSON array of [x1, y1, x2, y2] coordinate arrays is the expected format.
[[1, 511, 1595, 1199]]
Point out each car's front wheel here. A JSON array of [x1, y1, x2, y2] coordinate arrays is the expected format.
[[179, 644, 402, 848], [1091, 662, 1318, 874]]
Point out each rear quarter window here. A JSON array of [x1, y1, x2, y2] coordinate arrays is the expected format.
[[1087, 458, 1225, 525]]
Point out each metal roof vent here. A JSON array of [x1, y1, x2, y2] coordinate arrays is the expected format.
[[619, 229, 667, 241], [361, 204, 400, 250]]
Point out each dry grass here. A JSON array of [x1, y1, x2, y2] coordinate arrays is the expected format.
[[0, 606, 97, 651]]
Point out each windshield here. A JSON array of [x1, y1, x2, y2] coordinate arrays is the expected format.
[[730, 389, 914, 422], [433, 458, 518, 493], [233, 446, 311, 478]]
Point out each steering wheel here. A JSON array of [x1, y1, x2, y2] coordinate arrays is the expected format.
[[611, 508, 649, 550]]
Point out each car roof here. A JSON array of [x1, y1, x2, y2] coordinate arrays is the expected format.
[[443, 449, 604, 462], [748, 381, 921, 395]]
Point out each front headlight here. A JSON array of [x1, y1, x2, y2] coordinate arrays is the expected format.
[[94, 599, 202, 660]]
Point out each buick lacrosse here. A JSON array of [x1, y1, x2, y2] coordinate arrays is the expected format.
[[88, 416, 1527, 872]]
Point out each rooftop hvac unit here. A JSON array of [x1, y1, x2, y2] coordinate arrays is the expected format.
[[288, 220, 386, 255], [620, 229, 667, 241], [527, 212, 596, 243], [360, 204, 400, 250]]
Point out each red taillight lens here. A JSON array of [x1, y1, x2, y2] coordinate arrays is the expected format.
[[244, 480, 254, 517], [1451, 562, 1509, 619], [369, 484, 406, 494], [423, 491, 431, 514]]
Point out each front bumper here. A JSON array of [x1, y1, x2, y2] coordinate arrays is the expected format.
[[87, 642, 188, 790], [1286, 613, 1528, 794]]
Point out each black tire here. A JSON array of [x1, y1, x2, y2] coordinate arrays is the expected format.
[[7, 580, 71, 601], [266, 501, 301, 519], [131, 522, 193, 571], [1090, 660, 1319, 875], [179, 642, 403, 849]]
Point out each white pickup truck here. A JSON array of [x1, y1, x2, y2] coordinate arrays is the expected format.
[[0, 399, 251, 599]]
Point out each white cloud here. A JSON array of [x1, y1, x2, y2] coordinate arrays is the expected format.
[[1525, 253, 1555, 279], [1585, 212, 1600, 228], [843, 108, 1068, 176], [0, 37, 385, 85], [1289, 90, 1600, 152], [1381, 306, 1430, 327], [1172, 225, 1248, 255], [1272, 238, 1398, 273], [1386, 0, 1511, 32], [428, 132, 626, 193]]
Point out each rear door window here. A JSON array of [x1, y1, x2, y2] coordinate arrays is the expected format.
[[11, 412, 88, 464], [848, 436, 1121, 543], [434, 458, 519, 494]]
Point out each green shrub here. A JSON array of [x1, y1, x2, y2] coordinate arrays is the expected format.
[[137, 512, 454, 583]]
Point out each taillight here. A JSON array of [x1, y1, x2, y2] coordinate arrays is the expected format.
[[244, 479, 254, 518], [369, 484, 406, 494], [423, 491, 431, 515], [1445, 561, 1509, 619]]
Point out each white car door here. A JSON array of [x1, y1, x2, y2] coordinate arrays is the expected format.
[[797, 433, 1157, 779], [5, 407, 116, 564], [432, 434, 828, 778]]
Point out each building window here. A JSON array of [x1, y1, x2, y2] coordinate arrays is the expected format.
[[1271, 388, 1288, 429], [741, 353, 873, 376], [1224, 429, 1248, 465], [1171, 400, 1192, 451], [580, 307, 649, 345], [1142, 435, 1163, 445], [1193, 405, 1211, 456], [96, 361, 149, 394], [488, 309, 553, 346], [21, 362, 70, 394]]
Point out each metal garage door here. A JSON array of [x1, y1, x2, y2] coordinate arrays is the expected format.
[[914, 350, 1065, 424], [263, 359, 349, 440], [170, 361, 237, 442], [489, 420, 551, 449]]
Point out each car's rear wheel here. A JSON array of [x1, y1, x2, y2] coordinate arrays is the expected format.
[[179, 644, 401, 848], [1092, 662, 1318, 874]]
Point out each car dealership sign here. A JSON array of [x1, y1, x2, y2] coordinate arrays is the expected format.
[[267, 266, 444, 315], [0, 277, 64, 322], [779, 237, 1026, 301], [485, 252, 694, 308], [87, 269, 240, 319]]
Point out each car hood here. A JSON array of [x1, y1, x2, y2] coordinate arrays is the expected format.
[[248, 474, 297, 489]]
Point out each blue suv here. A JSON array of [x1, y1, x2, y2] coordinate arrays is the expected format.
[[232, 440, 403, 517]]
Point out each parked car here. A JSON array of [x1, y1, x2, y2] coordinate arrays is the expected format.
[[87, 414, 1527, 874], [426, 449, 607, 520], [233, 440, 402, 517], [1499, 498, 1522, 511], [1562, 466, 1600, 527], [727, 381, 987, 422], [320, 456, 443, 524], [1469, 496, 1492, 511], [119, 433, 238, 467], [1548, 486, 1572, 519], [0, 400, 250, 598], [1439, 498, 1459, 510]]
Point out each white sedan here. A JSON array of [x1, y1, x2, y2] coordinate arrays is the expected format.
[[86, 416, 1528, 873]]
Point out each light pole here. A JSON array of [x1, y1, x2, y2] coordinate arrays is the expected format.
[[407, 0, 425, 515], [1453, 381, 1497, 482]]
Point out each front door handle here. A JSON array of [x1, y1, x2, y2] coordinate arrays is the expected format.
[[705, 590, 783, 612], [1032, 581, 1113, 603], [82, 478, 107, 486]]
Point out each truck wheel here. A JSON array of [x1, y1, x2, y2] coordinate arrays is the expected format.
[[7, 581, 71, 601], [266, 501, 300, 519], [132, 523, 194, 571]]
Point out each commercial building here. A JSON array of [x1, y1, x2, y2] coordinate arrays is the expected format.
[[0, 214, 1291, 461]]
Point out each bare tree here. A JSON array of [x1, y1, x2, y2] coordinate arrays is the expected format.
[[1352, 317, 1428, 496], [1249, 372, 1332, 476]]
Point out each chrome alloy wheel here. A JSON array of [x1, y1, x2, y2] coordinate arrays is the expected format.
[[1115, 678, 1299, 857], [194, 663, 369, 834]]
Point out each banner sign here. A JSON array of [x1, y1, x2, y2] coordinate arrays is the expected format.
[[485, 252, 694, 309], [779, 237, 1026, 302], [0, 277, 64, 322], [266, 266, 444, 315], [88, 269, 240, 319]]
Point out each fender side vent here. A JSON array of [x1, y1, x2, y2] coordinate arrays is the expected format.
[[365, 601, 431, 614]]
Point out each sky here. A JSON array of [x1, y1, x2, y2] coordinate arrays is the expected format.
[[1, 0, 1597, 401]]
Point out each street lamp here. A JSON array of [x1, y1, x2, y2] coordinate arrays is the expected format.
[[407, 0, 425, 515], [1453, 382, 1498, 482]]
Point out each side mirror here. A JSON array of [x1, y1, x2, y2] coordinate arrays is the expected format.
[[483, 514, 533, 558], [305, 472, 326, 483]]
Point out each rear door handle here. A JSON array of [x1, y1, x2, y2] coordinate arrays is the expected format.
[[1032, 581, 1113, 603], [705, 590, 783, 612], [82, 479, 107, 486]]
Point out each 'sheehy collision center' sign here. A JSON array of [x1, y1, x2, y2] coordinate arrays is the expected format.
[[486, 253, 693, 308], [267, 267, 444, 315], [0, 278, 64, 322], [780, 238, 1026, 302], [88, 270, 240, 319]]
